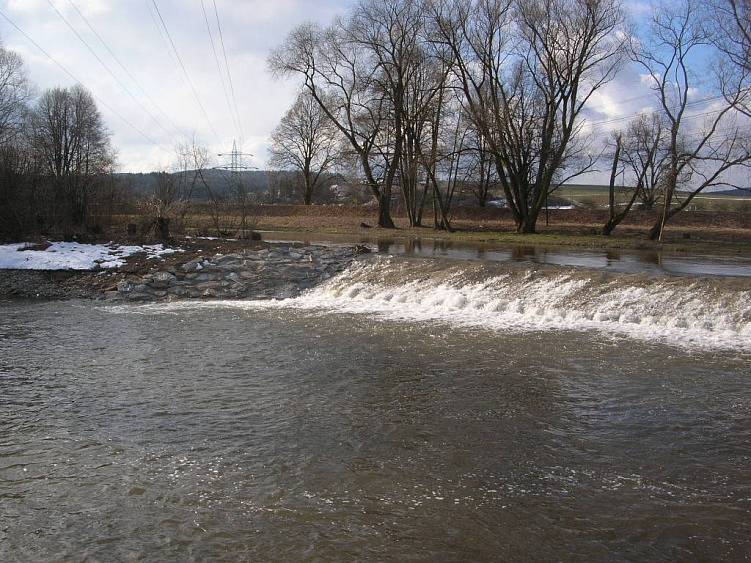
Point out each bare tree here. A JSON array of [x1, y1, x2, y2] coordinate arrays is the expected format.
[[225, 173, 258, 239], [269, 90, 342, 205], [430, 0, 627, 233], [28, 84, 114, 228], [270, 20, 397, 227], [399, 54, 441, 227], [630, 0, 751, 240], [463, 128, 497, 207], [602, 113, 670, 235], [707, 0, 751, 77], [138, 140, 210, 241], [423, 95, 474, 230], [603, 132, 624, 235], [706, 1, 751, 193], [271, 0, 459, 229], [139, 171, 185, 241], [0, 45, 32, 236], [0, 47, 29, 147], [621, 113, 669, 212], [176, 139, 211, 231]]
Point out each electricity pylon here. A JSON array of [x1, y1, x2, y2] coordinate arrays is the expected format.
[[217, 140, 253, 176], [216, 140, 256, 239]]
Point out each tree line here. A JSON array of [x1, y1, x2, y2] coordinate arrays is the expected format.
[[268, 0, 751, 238], [0, 43, 115, 239], [2, 0, 749, 242]]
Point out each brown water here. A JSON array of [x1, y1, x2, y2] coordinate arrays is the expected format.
[[1, 295, 750, 561]]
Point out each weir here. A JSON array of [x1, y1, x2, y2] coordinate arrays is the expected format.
[[140, 255, 751, 352]]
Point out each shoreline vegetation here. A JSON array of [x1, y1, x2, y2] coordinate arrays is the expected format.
[[141, 204, 751, 256], [1, 205, 750, 302]]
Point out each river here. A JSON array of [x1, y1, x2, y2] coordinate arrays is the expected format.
[[260, 230, 751, 277], [1, 251, 750, 561]]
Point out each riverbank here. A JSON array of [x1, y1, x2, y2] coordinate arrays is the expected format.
[[165, 205, 751, 256], [112, 244, 368, 302], [0, 238, 369, 301], [256, 224, 751, 256]]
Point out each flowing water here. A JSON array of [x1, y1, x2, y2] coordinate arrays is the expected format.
[[1, 254, 751, 561], [261, 230, 751, 278]]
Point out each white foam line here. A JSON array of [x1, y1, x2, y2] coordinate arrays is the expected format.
[[104, 260, 751, 353]]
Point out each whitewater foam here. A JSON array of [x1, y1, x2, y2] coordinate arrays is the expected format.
[[114, 257, 751, 352]]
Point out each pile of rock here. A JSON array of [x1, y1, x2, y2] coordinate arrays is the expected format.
[[111, 244, 369, 302]]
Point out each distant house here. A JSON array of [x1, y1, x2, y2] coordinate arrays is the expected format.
[[487, 198, 507, 208], [486, 196, 577, 210]]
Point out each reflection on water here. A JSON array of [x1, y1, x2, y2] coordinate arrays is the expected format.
[[1, 301, 749, 560], [261, 231, 751, 277]]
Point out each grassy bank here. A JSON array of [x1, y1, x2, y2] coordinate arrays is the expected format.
[[104, 204, 751, 257], [250, 206, 751, 256]]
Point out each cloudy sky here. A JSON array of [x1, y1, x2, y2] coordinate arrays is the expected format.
[[0, 0, 352, 171], [0, 0, 718, 175]]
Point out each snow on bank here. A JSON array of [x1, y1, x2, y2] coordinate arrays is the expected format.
[[0, 242, 182, 271]]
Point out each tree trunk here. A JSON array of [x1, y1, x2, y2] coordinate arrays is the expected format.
[[652, 182, 674, 241], [649, 203, 678, 241], [303, 171, 313, 205], [156, 217, 170, 242], [515, 201, 541, 234], [377, 194, 395, 228], [603, 136, 622, 236], [517, 216, 537, 234], [607, 136, 622, 231]]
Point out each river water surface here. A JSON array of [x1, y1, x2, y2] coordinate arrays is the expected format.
[[1, 253, 751, 561], [261, 230, 751, 277]]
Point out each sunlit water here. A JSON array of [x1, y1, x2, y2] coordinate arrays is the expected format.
[[2, 256, 751, 560]]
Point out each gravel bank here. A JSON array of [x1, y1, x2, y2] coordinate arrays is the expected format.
[[0, 243, 369, 302], [111, 244, 369, 302]]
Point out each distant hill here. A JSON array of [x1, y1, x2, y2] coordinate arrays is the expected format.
[[116, 169, 277, 200], [558, 183, 751, 198], [116, 174, 751, 203], [705, 188, 751, 197]]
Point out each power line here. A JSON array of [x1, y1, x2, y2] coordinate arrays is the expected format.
[[149, 0, 220, 143], [67, 0, 183, 138], [580, 125, 751, 163], [0, 7, 161, 147], [200, 0, 241, 142], [212, 0, 244, 145], [591, 75, 716, 110], [584, 94, 727, 132], [145, 0, 181, 72], [45, 0, 174, 140]]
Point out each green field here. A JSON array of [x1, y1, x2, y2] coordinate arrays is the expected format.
[[553, 184, 751, 212]]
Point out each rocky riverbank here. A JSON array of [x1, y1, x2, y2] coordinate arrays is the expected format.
[[0, 270, 104, 300], [0, 243, 370, 302], [112, 244, 369, 301]]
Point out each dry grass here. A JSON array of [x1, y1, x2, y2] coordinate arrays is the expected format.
[[107, 204, 751, 256], [555, 186, 751, 213]]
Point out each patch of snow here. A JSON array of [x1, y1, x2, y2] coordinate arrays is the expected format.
[[0, 242, 183, 271], [185, 236, 239, 242], [547, 205, 577, 210]]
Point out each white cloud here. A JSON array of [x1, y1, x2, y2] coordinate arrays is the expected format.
[[1, 0, 711, 181], [0, 0, 348, 171]]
